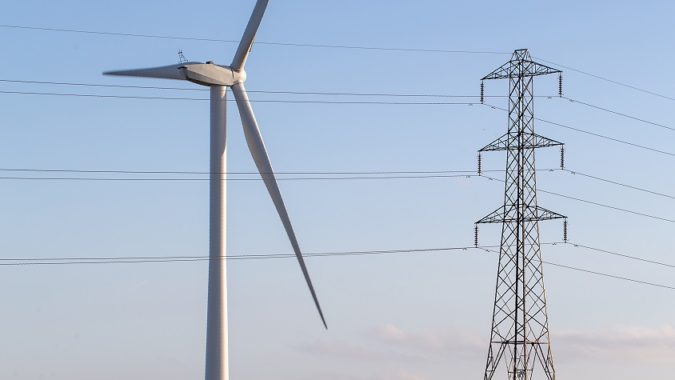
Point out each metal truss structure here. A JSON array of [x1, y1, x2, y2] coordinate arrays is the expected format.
[[477, 49, 567, 380]]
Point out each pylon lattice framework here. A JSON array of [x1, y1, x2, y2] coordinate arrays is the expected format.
[[476, 48, 567, 380]]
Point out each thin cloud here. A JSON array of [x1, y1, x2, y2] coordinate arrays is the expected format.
[[554, 324, 675, 364], [370, 323, 485, 358], [302, 323, 675, 367]]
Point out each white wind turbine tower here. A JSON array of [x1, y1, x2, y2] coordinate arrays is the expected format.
[[104, 1, 327, 379]]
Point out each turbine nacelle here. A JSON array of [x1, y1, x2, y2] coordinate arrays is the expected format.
[[105, 62, 246, 87], [184, 63, 246, 87]]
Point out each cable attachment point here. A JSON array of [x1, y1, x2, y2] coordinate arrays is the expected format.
[[558, 73, 563, 97], [563, 218, 568, 243], [474, 224, 479, 248], [478, 153, 483, 176], [560, 146, 565, 170], [480, 81, 485, 104]]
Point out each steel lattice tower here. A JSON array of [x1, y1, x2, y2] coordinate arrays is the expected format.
[[476, 49, 567, 380]]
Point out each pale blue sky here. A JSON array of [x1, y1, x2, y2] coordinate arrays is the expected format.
[[1, 1, 675, 379]]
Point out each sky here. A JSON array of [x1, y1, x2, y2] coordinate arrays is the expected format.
[[1, 0, 675, 379]]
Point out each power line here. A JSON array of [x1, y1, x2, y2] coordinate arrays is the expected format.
[[562, 96, 675, 133], [0, 78, 204, 92], [5, 80, 674, 150], [0, 167, 483, 176], [0, 24, 508, 55], [4, 84, 674, 158], [0, 90, 479, 105], [479, 247, 675, 291], [16, 244, 575, 263], [562, 169, 675, 200], [538, 187, 675, 224], [543, 261, 675, 291], [0, 245, 485, 264], [5, 79, 672, 133], [1, 168, 673, 225], [480, 175, 675, 224], [537, 115, 675, 157], [0, 242, 574, 263], [3, 24, 674, 102], [4, 89, 673, 158], [0, 78, 501, 99], [0, 90, 207, 101], [0, 24, 240, 43], [482, 103, 675, 158], [0, 174, 480, 182], [568, 242, 675, 270], [534, 56, 675, 103], [1, 168, 673, 215], [3, 242, 674, 292], [3, 23, 674, 103], [1, 167, 672, 201], [4, 88, 674, 142]]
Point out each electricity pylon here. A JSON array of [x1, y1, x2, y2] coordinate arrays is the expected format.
[[476, 48, 567, 380]]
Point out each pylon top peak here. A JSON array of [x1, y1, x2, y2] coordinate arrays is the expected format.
[[482, 48, 561, 80], [512, 49, 531, 61]]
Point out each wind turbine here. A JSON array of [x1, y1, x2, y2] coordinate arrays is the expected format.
[[104, 1, 327, 379]]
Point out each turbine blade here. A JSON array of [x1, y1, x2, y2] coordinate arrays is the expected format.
[[231, 0, 270, 71], [231, 82, 327, 329], [103, 62, 202, 80]]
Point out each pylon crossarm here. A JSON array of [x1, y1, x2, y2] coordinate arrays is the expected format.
[[479, 133, 511, 152], [521, 60, 561, 77], [476, 206, 508, 224], [532, 206, 566, 221], [477, 205, 565, 224], [482, 60, 561, 80], [479, 133, 564, 152], [482, 61, 512, 81]]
